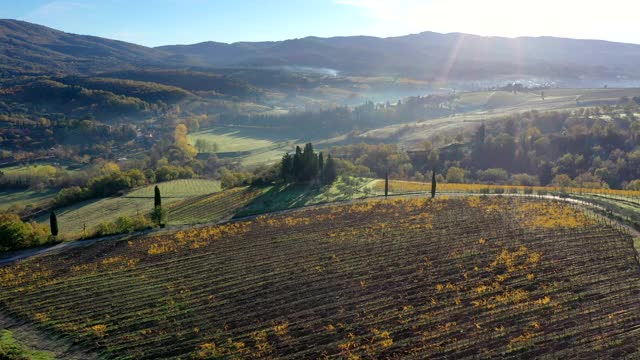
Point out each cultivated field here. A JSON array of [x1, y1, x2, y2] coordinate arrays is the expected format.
[[38, 179, 220, 238], [1, 197, 638, 358], [166, 187, 264, 225], [373, 179, 640, 199]]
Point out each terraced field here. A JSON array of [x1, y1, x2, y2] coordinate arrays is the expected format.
[[1, 197, 639, 359], [39, 179, 220, 238], [166, 187, 265, 225]]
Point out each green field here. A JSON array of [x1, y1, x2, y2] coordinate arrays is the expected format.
[[189, 126, 356, 166], [0, 162, 84, 176], [1, 197, 638, 358], [0, 189, 57, 211], [188, 126, 294, 153], [38, 179, 220, 238]]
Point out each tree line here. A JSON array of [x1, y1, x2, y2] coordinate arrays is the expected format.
[[280, 143, 337, 185]]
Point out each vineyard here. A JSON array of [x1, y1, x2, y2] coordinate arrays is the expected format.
[[1, 197, 639, 358], [37, 179, 220, 238], [373, 179, 640, 199], [166, 187, 265, 225]]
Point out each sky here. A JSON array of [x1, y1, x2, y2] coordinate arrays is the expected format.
[[2, 0, 639, 47]]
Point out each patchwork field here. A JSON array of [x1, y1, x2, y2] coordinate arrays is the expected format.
[[1, 197, 638, 358], [38, 179, 220, 238]]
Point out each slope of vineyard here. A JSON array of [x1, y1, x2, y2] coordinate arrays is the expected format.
[[38, 179, 220, 238], [166, 187, 264, 225], [373, 179, 640, 198], [1, 197, 639, 359]]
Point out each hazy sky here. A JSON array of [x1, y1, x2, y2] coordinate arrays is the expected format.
[[2, 0, 639, 47]]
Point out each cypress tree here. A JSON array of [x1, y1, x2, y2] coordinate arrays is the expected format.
[[50, 211, 58, 237], [154, 185, 161, 208], [318, 152, 324, 173], [301, 143, 318, 182], [431, 167, 437, 199], [384, 171, 389, 198], [293, 146, 302, 181], [281, 152, 293, 182], [322, 154, 337, 185]]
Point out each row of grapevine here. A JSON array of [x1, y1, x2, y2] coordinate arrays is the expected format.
[[0, 197, 638, 358]]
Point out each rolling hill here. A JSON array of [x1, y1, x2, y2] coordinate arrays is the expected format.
[[159, 32, 640, 82], [3, 19, 640, 84], [0, 19, 166, 75]]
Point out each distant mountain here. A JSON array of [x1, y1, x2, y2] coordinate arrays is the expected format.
[[159, 33, 640, 81], [0, 19, 166, 75], [3, 19, 640, 83]]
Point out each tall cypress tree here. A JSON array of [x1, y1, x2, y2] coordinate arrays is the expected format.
[[281, 152, 293, 182], [293, 146, 302, 181], [154, 185, 161, 208], [322, 154, 337, 185], [431, 167, 437, 199], [318, 152, 324, 173], [50, 211, 58, 237], [301, 143, 318, 182], [384, 171, 389, 198]]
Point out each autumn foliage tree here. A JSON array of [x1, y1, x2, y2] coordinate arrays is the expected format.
[[174, 123, 197, 158]]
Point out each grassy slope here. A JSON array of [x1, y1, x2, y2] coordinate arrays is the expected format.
[[0, 330, 54, 360], [188, 127, 291, 153], [0, 189, 57, 211], [188, 126, 357, 166], [0, 197, 638, 358], [237, 177, 375, 216], [38, 179, 220, 238]]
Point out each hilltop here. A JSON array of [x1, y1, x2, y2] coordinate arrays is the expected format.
[[0, 19, 166, 75], [3, 19, 640, 84]]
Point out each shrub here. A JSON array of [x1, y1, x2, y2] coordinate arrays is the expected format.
[[219, 168, 253, 189], [0, 213, 50, 251], [150, 207, 168, 227], [477, 168, 509, 183], [479, 188, 491, 194], [494, 187, 505, 194], [524, 188, 534, 195], [94, 215, 151, 237], [53, 186, 88, 208]]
